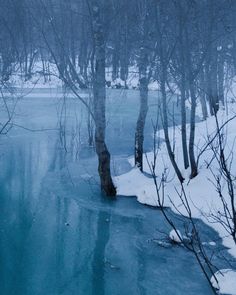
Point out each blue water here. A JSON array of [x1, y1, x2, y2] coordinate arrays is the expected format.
[[0, 89, 232, 295]]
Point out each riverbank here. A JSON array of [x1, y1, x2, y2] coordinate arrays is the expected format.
[[115, 102, 236, 294]]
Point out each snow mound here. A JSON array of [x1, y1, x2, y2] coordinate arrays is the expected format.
[[211, 269, 236, 295], [169, 229, 182, 243]]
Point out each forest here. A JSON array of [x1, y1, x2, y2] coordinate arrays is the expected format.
[[1, 0, 236, 294]]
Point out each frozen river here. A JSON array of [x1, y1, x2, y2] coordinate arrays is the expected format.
[[0, 89, 230, 295]]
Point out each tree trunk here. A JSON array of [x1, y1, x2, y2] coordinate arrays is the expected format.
[[160, 67, 184, 183], [199, 69, 208, 120], [178, 19, 189, 169], [120, 12, 128, 83], [112, 43, 119, 81], [206, 50, 219, 115], [91, 1, 116, 196], [211, 52, 219, 114], [217, 53, 224, 106], [188, 83, 198, 178], [156, 1, 184, 183], [135, 46, 148, 171], [184, 29, 198, 179], [180, 85, 189, 169]]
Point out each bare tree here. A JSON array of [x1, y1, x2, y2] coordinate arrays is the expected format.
[[89, 0, 116, 196], [134, 0, 149, 172], [155, 1, 185, 183], [30, 0, 116, 196], [209, 113, 236, 244]]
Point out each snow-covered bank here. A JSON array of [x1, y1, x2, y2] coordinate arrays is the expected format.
[[211, 269, 236, 295], [5, 63, 160, 91], [114, 103, 236, 294]]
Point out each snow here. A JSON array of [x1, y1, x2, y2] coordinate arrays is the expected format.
[[148, 80, 160, 91], [5, 62, 160, 91], [169, 229, 182, 243], [114, 102, 236, 293], [211, 269, 236, 295], [7, 62, 63, 89]]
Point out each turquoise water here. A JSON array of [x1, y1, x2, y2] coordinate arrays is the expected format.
[[0, 89, 230, 295]]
